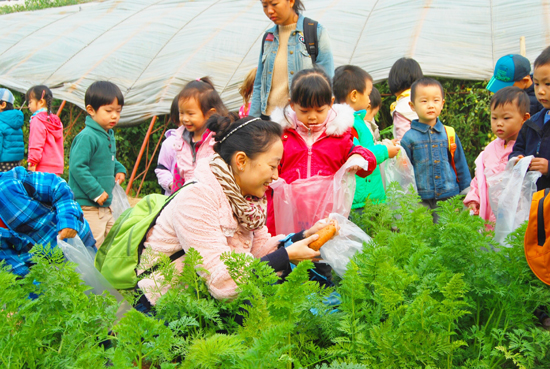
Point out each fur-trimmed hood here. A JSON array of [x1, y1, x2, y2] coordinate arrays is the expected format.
[[270, 103, 355, 137]]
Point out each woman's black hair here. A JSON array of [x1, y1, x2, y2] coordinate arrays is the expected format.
[[84, 81, 125, 111], [490, 86, 530, 115], [333, 65, 373, 103], [388, 57, 424, 95], [369, 87, 382, 110], [293, 0, 305, 13], [26, 85, 53, 114], [289, 67, 332, 108], [169, 94, 180, 127], [0, 101, 14, 111], [179, 77, 229, 117], [209, 113, 282, 165]]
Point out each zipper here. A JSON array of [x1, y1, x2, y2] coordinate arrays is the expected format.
[[291, 129, 329, 178]]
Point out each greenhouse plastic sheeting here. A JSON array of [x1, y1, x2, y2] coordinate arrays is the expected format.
[[1, 0, 548, 126]]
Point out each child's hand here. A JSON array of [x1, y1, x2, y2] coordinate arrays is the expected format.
[[305, 218, 339, 238], [387, 144, 401, 159], [97, 191, 109, 206], [466, 202, 480, 215], [346, 154, 364, 175], [58, 228, 77, 239], [115, 172, 126, 185], [27, 165, 36, 172], [530, 158, 549, 175]]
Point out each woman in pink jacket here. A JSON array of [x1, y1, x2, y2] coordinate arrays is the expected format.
[[26, 85, 64, 175], [138, 115, 327, 306]]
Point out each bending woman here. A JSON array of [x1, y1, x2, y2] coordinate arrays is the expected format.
[[249, 0, 334, 118], [137, 114, 327, 305]]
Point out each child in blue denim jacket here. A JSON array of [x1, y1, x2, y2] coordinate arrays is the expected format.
[[401, 78, 471, 221]]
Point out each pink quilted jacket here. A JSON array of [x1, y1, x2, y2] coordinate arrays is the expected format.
[[138, 158, 282, 304]]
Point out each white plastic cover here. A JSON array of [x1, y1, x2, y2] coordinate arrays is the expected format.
[[1, 0, 548, 126]]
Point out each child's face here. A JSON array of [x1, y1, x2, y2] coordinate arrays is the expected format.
[[409, 85, 445, 126], [347, 79, 373, 112], [28, 97, 46, 114], [366, 105, 380, 121], [490, 102, 529, 143], [86, 98, 122, 132], [291, 99, 334, 128], [179, 98, 210, 135], [534, 63, 550, 109]]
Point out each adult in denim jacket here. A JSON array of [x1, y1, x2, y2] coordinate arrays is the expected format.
[[401, 119, 471, 201], [249, 0, 334, 118]]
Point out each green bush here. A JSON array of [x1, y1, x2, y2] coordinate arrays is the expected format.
[[2, 185, 549, 368]]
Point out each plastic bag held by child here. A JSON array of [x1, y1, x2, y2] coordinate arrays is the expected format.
[[319, 213, 372, 277], [488, 156, 542, 247], [111, 183, 131, 220], [382, 147, 417, 194], [58, 236, 132, 321], [271, 156, 369, 235]]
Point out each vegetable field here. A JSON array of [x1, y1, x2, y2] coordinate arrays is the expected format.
[[2, 185, 549, 369]]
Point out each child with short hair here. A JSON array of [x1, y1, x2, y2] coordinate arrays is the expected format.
[[239, 67, 256, 118], [155, 95, 182, 195], [388, 57, 424, 141], [171, 77, 229, 192], [401, 77, 471, 222], [0, 88, 24, 172], [510, 46, 550, 190], [465, 87, 530, 223], [26, 85, 64, 175], [69, 81, 127, 247], [333, 65, 400, 206]]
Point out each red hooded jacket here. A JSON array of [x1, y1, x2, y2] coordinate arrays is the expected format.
[[266, 104, 376, 234], [28, 112, 64, 174]]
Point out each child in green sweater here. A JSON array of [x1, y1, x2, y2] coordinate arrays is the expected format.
[[333, 65, 400, 207], [69, 81, 127, 247]]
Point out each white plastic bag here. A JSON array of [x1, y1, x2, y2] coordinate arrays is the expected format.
[[58, 236, 132, 320], [271, 157, 369, 234], [488, 156, 542, 247], [319, 213, 372, 277], [111, 183, 131, 220], [382, 147, 417, 194]]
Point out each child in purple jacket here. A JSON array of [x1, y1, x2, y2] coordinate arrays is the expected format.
[[155, 96, 181, 195]]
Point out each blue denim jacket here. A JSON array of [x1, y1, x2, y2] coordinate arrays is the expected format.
[[249, 14, 334, 117], [401, 119, 471, 200]]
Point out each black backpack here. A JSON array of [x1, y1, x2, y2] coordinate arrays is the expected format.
[[261, 17, 319, 64]]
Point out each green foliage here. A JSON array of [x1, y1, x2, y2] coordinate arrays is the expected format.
[[0, 0, 90, 15]]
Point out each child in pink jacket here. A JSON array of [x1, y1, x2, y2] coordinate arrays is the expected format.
[[26, 86, 64, 175], [464, 87, 531, 223], [171, 77, 228, 192], [155, 96, 182, 195]]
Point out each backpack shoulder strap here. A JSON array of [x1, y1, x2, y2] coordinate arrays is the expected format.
[[260, 31, 269, 56], [303, 17, 319, 64], [444, 125, 459, 182]]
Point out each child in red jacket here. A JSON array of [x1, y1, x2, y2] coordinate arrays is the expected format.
[[26, 85, 64, 175], [268, 68, 376, 234]]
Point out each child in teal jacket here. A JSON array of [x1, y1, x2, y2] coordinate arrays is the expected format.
[[333, 66, 400, 207], [69, 81, 126, 247]]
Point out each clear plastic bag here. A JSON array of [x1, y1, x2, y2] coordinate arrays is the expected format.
[[58, 236, 132, 320], [319, 213, 372, 277], [381, 147, 417, 194], [488, 156, 542, 247], [271, 157, 369, 234], [111, 183, 131, 220]]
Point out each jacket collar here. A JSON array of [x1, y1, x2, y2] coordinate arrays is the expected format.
[[271, 103, 355, 137], [85, 116, 111, 137], [410, 118, 444, 133], [354, 110, 367, 120]]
